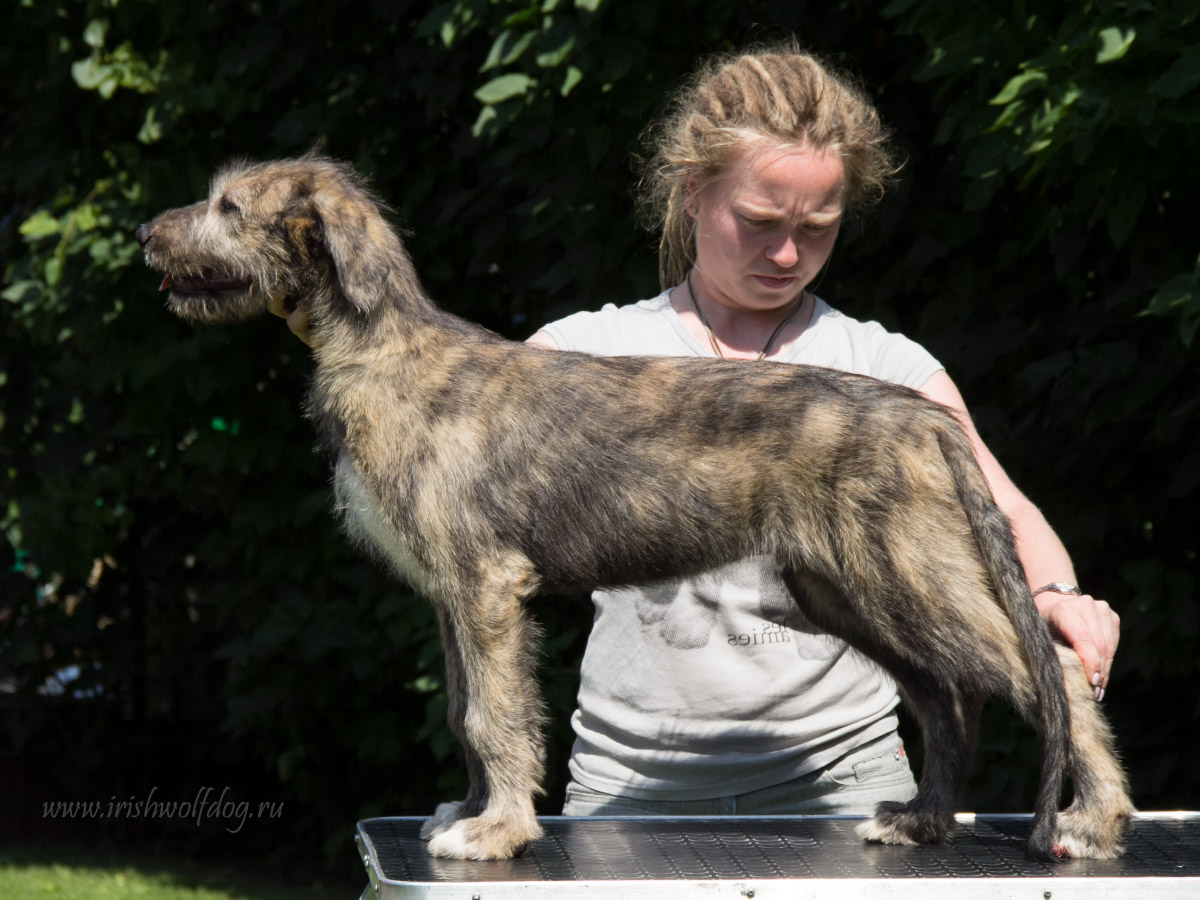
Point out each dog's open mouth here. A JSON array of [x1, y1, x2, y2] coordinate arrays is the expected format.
[[160, 271, 252, 295]]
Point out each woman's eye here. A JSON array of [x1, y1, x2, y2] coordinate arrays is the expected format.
[[807, 220, 840, 235]]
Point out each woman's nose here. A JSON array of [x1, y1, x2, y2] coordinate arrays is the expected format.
[[766, 234, 799, 268]]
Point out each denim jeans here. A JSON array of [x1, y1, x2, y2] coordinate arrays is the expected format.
[[562, 732, 917, 817]]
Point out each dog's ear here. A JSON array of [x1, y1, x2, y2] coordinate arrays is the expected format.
[[307, 170, 414, 317]]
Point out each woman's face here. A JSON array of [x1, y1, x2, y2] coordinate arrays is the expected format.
[[689, 143, 845, 313]]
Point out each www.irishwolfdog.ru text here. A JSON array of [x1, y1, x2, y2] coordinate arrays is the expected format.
[[42, 786, 283, 833]]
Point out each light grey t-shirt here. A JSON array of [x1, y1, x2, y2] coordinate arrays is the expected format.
[[540, 289, 944, 800]]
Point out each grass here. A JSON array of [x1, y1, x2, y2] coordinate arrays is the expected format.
[[0, 847, 358, 900]]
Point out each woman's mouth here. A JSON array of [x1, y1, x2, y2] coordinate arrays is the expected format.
[[753, 274, 797, 290]]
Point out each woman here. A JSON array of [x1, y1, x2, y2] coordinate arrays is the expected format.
[[523, 46, 1120, 817], [271, 45, 1119, 818]]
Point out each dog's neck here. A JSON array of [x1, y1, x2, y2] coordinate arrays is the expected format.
[[304, 260, 506, 463], [312, 277, 493, 361]]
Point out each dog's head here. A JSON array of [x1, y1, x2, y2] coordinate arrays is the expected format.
[[136, 154, 409, 326]]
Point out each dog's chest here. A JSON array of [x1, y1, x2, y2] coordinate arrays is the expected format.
[[333, 453, 433, 594]]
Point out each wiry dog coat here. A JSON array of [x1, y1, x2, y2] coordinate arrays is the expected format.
[[136, 155, 1133, 861]]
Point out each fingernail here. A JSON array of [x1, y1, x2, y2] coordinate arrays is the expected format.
[[1094, 687, 1102, 702], [1092, 672, 1101, 687], [1099, 687, 1106, 702]]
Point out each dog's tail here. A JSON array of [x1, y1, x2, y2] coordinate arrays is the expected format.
[[936, 424, 1069, 862]]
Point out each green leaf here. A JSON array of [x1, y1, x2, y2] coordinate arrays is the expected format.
[[82, 19, 109, 49], [415, 1, 461, 47], [88, 237, 111, 262], [1095, 26, 1135, 64], [561, 65, 583, 96], [73, 204, 101, 232], [1151, 47, 1200, 99], [481, 29, 535, 72], [98, 74, 120, 100], [1142, 263, 1200, 347], [70, 56, 107, 90], [500, 6, 539, 28], [474, 72, 537, 104], [138, 105, 163, 144], [45, 256, 63, 287], [470, 104, 498, 138], [1183, 317, 1199, 348], [990, 69, 1047, 106], [19, 211, 61, 239], [1, 280, 39, 303], [536, 34, 576, 68], [1143, 273, 1198, 316]]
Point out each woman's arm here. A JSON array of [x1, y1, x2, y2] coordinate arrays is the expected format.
[[919, 370, 1118, 699]]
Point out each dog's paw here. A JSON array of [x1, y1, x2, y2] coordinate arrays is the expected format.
[[856, 815, 919, 846], [425, 814, 542, 861], [419, 801, 463, 841], [1054, 809, 1128, 859], [856, 802, 950, 846]]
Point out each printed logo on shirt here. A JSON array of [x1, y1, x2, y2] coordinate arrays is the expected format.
[[727, 621, 792, 646], [632, 574, 722, 650], [758, 578, 843, 660], [624, 561, 842, 660]]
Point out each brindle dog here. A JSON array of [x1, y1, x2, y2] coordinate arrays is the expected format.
[[135, 155, 1133, 861]]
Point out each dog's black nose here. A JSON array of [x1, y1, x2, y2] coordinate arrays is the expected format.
[[135, 224, 153, 249]]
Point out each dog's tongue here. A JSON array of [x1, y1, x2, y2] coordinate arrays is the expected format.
[[159, 274, 174, 292]]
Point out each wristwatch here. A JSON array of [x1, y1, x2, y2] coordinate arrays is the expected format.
[[1032, 582, 1082, 597]]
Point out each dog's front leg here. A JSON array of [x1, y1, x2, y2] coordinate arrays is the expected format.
[[421, 566, 547, 860], [419, 606, 490, 844]]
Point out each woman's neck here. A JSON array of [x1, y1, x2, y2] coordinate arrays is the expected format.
[[672, 272, 814, 360]]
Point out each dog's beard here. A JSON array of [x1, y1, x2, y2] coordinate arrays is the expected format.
[[160, 271, 264, 324]]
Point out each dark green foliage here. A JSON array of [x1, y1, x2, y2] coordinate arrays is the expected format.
[[2, 0, 1196, 870]]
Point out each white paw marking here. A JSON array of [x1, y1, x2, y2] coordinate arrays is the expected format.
[[419, 801, 462, 840], [856, 816, 919, 845], [1054, 833, 1119, 860], [427, 820, 477, 859]]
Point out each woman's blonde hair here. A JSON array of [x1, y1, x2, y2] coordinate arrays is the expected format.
[[639, 43, 901, 289]]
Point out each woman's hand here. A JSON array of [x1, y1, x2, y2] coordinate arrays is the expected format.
[[1037, 591, 1120, 700], [267, 290, 315, 347]]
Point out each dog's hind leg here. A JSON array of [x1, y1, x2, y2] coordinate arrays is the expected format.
[[1053, 646, 1134, 858], [856, 679, 980, 847], [422, 555, 547, 860], [778, 566, 974, 846]]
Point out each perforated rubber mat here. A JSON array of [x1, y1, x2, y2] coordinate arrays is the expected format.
[[355, 813, 1199, 898]]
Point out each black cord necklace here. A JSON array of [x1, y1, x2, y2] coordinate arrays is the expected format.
[[686, 268, 806, 361]]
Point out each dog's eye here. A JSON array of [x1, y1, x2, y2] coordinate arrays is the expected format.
[[219, 196, 240, 216]]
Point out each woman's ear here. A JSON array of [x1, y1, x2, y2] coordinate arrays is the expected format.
[[685, 178, 700, 218]]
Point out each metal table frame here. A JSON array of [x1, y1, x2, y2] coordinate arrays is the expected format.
[[356, 812, 1199, 898]]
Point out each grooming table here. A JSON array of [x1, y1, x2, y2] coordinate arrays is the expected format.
[[355, 812, 1199, 898]]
